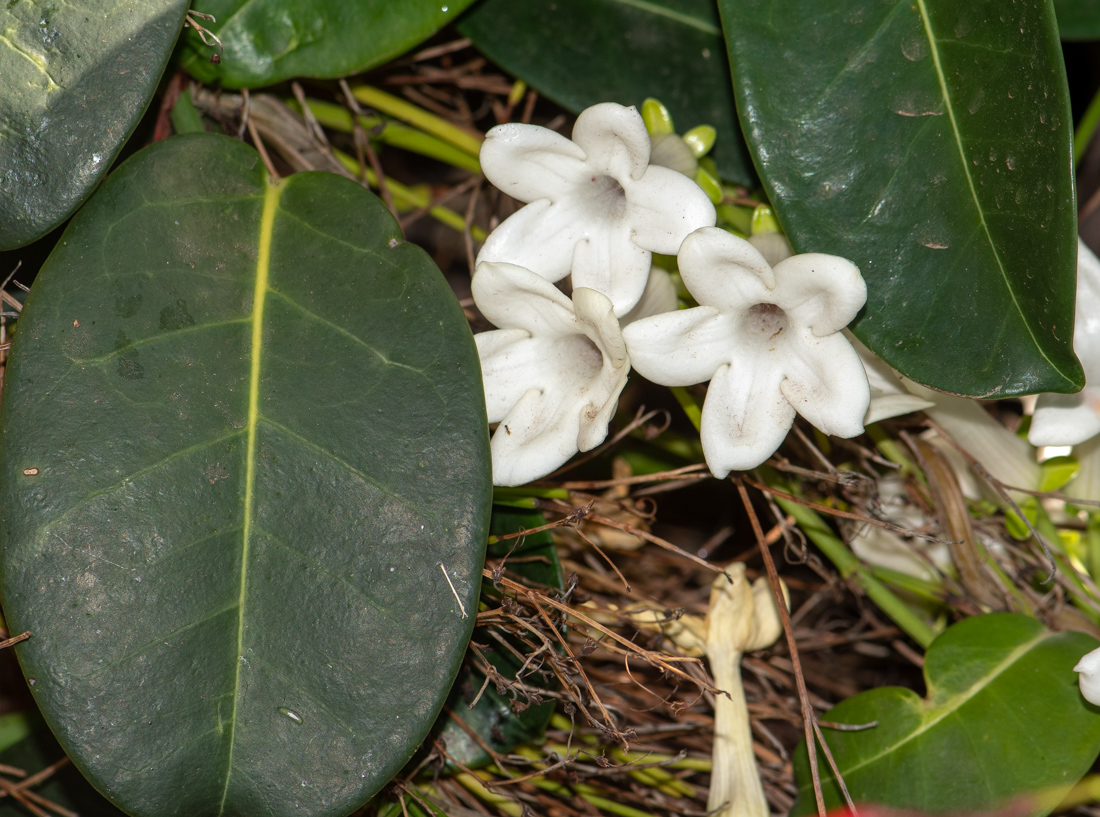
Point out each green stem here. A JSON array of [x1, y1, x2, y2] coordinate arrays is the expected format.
[[1087, 513, 1100, 583], [866, 423, 921, 479], [765, 473, 938, 648], [864, 564, 946, 604], [670, 386, 702, 432], [349, 85, 483, 158], [1076, 84, 1100, 167], [293, 98, 481, 173], [330, 148, 487, 241]]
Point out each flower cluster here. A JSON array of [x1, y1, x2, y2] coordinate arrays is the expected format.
[[472, 102, 872, 486]]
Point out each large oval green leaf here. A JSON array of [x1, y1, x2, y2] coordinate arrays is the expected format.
[[0, 0, 190, 250], [0, 133, 492, 817], [720, 0, 1081, 397], [792, 614, 1100, 815], [179, 0, 478, 88], [459, 0, 755, 185]]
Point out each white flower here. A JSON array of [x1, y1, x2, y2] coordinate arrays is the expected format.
[[476, 102, 716, 316], [1029, 239, 1100, 447], [1075, 645, 1100, 706], [472, 261, 629, 487], [623, 227, 869, 478]]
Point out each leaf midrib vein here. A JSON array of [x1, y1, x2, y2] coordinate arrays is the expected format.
[[823, 632, 1046, 782], [912, 0, 1074, 387], [218, 176, 282, 815]]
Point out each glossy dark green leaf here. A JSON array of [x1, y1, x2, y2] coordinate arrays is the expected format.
[[720, 0, 1081, 396], [1055, 0, 1100, 40], [460, 0, 755, 185], [438, 506, 563, 768], [179, 0, 478, 88], [792, 614, 1100, 815], [0, 133, 492, 817], [0, 1, 190, 250]]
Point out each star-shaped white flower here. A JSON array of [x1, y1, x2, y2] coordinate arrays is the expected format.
[[476, 102, 716, 316], [622, 227, 869, 477], [1029, 239, 1100, 447], [473, 261, 630, 487]]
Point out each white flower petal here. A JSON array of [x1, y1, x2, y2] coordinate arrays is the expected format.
[[571, 219, 652, 316], [490, 388, 585, 487], [572, 288, 631, 449], [649, 132, 697, 176], [1076, 238, 1100, 385], [471, 261, 576, 336], [748, 233, 793, 267], [700, 360, 795, 478], [1075, 646, 1100, 706], [850, 331, 935, 423], [677, 227, 776, 306], [475, 329, 544, 424], [571, 102, 651, 181], [623, 306, 734, 387], [1029, 389, 1100, 447], [1068, 435, 1100, 502], [905, 379, 1040, 493], [622, 267, 678, 326], [573, 287, 628, 369], [771, 254, 867, 335], [476, 200, 586, 283], [480, 122, 589, 202], [624, 165, 717, 255], [779, 332, 869, 438], [865, 394, 937, 425]]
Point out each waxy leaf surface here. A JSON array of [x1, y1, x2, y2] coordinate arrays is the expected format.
[[792, 614, 1100, 815], [0, 134, 492, 817], [0, 0, 189, 250], [721, 0, 1081, 396], [460, 0, 754, 184], [180, 0, 477, 88]]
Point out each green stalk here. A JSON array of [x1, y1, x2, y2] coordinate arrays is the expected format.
[[543, 741, 694, 798], [667, 385, 936, 644], [293, 98, 481, 173], [170, 90, 205, 135], [349, 85, 483, 158], [330, 148, 487, 241], [1088, 513, 1100, 583], [492, 486, 571, 507], [864, 564, 946, 604], [528, 778, 658, 817], [766, 474, 938, 648], [1076, 84, 1100, 167], [455, 773, 523, 817], [865, 423, 921, 479], [670, 386, 703, 431], [610, 749, 712, 772]]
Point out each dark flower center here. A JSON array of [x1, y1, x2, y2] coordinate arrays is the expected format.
[[745, 303, 787, 339]]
